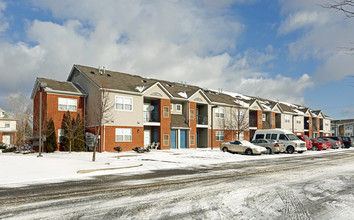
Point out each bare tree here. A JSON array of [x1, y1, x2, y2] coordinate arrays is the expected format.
[[324, 1, 354, 54], [6, 91, 33, 149], [91, 88, 112, 162], [221, 107, 249, 141]]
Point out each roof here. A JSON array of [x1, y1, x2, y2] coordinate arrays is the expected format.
[[0, 108, 15, 120], [171, 114, 189, 128], [31, 78, 86, 99]]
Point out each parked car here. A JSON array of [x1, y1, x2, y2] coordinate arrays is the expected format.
[[310, 138, 329, 151], [297, 135, 313, 150], [319, 137, 341, 149], [220, 140, 267, 155], [328, 136, 344, 148], [340, 136, 353, 148], [251, 139, 285, 154], [253, 129, 307, 154], [316, 138, 331, 149]]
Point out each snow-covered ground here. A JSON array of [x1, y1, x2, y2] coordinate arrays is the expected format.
[[1, 148, 352, 188]]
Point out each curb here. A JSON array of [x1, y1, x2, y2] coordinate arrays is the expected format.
[[77, 164, 143, 174]]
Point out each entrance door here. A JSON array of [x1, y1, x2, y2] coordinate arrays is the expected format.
[[171, 130, 177, 149], [152, 130, 159, 143], [180, 130, 187, 148], [144, 130, 151, 146]]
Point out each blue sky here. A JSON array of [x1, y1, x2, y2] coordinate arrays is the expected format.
[[0, 0, 353, 119]]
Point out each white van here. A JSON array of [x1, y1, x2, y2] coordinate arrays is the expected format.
[[253, 129, 307, 154]]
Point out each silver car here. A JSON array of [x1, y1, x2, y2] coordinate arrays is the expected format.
[[220, 140, 267, 155], [251, 139, 286, 154], [319, 137, 341, 149]]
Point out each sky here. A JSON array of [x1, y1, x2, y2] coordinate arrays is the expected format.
[[0, 0, 353, 119]]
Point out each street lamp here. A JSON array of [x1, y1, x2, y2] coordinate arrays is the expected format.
[[38, 82, 47, 157], [211, 105, 218, 150]]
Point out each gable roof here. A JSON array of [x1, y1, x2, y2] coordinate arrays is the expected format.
[[31, 78, 86, 99]]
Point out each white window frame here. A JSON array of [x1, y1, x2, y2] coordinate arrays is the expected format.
[[285, 115, 290, 124], [58, 129, 65, 143], [215, 107, 224, 118], [163, 106, 169, 118], [115, 128, 132, 142], [176, 104, 182, 112], [296, 117, 302, 124], [262, 114, 266, 121], [216, 131, 224, 141], [58, 98, 77, 112], [163, 134, 169, 146], [115, 96, 133, 112], [5, 121, 10, 128]]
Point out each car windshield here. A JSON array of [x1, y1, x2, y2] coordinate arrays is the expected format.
[[287, 134, 299, 141], [304, 136, 311, 141]]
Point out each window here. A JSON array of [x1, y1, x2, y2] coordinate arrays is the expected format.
[[216, 131, 224, 141], [285, 115, 290, 123], [115, 128, 132, 142], [215, 108, 224, 118], [296, 117, 302, 124], [58, 98, 77, 112], [5, 121, 10, 128], [176, 104, 182, 112], [163, 134, 169, 146], [266, 134, 271, 139], [190, 109, 195, 120], [255, 134, 264, 139], [58, 129, 65, 143], [163, 106, 169, 118], [115, 96, 133, 111], [325, 120, 329, 126], [262, 114, 266, 121], [190, 135, 195, 145], [271, 134, 277, 140], [279, 134, 288, 140]]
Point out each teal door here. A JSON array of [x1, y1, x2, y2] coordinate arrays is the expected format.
[[171, 130, 177, 149], [180, 130, 187, 148], [153, 130, 159, 143]]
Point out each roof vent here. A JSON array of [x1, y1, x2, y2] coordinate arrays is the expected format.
[[166, 83, 173, 87], [90, 71, 95, 74], [141, 80, 147, 83], [107, 74, 111, 77]]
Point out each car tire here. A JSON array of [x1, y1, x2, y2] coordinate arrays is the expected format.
[[312, 146, 318, 151], [266, 148, 272, 154], [222, 147, 228, 152], [245, 149, 253, 155], [287, 146, 294, 154]]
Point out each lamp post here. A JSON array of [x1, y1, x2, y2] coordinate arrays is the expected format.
[[211, 105, 218, 150], [38, 82, 47, 157]]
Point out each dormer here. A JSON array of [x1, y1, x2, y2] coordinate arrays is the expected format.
[[0, 110, 4, 118]]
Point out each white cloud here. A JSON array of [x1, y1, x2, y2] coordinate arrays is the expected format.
[[278, 11, 329, 34], [0, 0, 9, 33]]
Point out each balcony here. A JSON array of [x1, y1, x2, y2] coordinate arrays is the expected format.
[[143, 111, 159, 122], [197, 115, 208, 125]]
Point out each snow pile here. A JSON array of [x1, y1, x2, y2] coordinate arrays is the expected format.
[[178, 92, 187, 98], [135, 86, 146, 92]]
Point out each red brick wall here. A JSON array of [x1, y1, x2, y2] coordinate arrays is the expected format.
[[33, 91, 85, 151], [159, 99, 171, 150], [271, 112, 276, 129], [103, 126, 144, 152], [189, 102, 197, 148], [308, 117, 312, 138], [257, 110, 263, 129]]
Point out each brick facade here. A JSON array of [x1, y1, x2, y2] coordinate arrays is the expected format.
[[159, 99, 171, 150], [189, 102, 197, 148]]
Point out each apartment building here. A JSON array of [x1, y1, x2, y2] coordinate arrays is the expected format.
[[31, 64, 331, 152], [0, 108, 16, 146], [331, 119, 354, 136]]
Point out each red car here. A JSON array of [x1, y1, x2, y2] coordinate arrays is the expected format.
[[297, 135, 313, 150], [310, 138, 329, 151]]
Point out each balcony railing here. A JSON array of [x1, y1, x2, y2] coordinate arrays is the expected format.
[[197, 115, 208, 125], [143, 111, 159, 122]]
